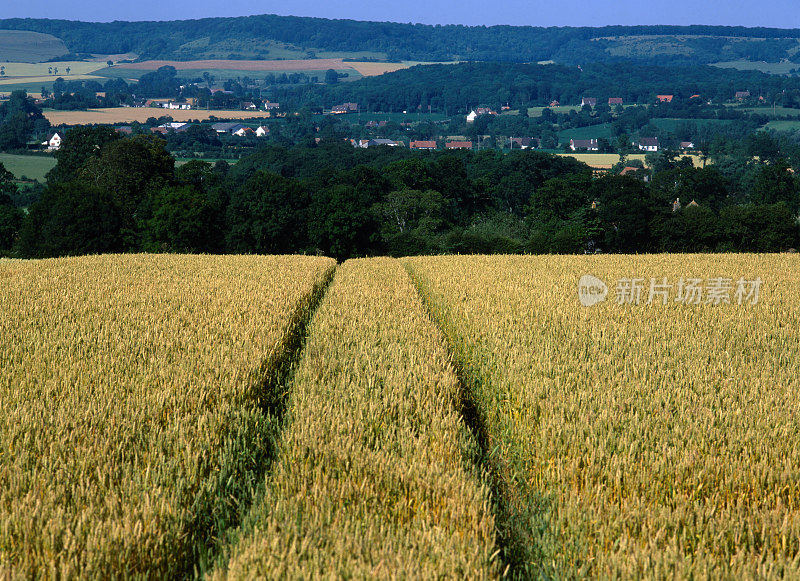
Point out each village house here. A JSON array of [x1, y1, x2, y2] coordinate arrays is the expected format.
[[410, 140, 437, 150], [365, 120, 388, 128], [656, 95, 674, 103], [735, 91, 751, 100], [569, 139, 599, 151], [509, 137, 540, 149], [446, 141, 473, 150], [331, 102, 359, 114], [263, 101, 280, 110], [255, 126, 270, 137], [466, 107, 497, 122], [581, 97, 597, 107], [157, 122, 191, 132], [211, 122, 246, 134], [233, 126, 255, 137], [637, 137, 659, 152], [42, 131, 64, 151], [355, 138, 403, 148], [549, 100, 560, 107], [608, 97, 623, 106], [680, 141, 695, 150]]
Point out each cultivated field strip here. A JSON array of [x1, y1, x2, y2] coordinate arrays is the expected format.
[[213, 258, 498, 579], [0, 254, 335, 578], [405, 254, 800, 578]]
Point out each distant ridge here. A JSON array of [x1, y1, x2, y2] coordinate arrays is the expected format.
[[0, 16, 799, 66], [0, 29, 68, 62]]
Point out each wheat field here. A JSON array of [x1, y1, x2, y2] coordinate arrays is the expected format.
[[212, 257, 498, 579], [3, 252, 798, 578], [0, 254, 334, 577], [405, 254, 800, 578]]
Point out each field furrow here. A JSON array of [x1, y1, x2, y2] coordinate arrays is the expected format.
[[405, 254, 800, 578], [212, 257, 498, 579], [0, 253, 335, 577]]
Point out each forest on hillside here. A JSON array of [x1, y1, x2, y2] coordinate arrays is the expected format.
[[2, 16, 800, 64], [272, 61, 800, 112]]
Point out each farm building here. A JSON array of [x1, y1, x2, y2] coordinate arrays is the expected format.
[[637, 137, 659, 152], [410, 140, 437, 150], [331, 103, 359, 114], [466, 108, 497, 122], [233, 127, 255, 137], [446, 141, 473, 150], [212, 122, 246, 134], [509, 137, 540, 149], [569, 139, 599, 151], [581, 97, 597, 107], [263, 101, 280, 110]]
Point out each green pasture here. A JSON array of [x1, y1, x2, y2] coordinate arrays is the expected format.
[[764, 120, 800, 132], [0, 154, 56, 182], [0, 31, 69, 62], [711, 60, 800, 75], [557, 122, 614, 142]]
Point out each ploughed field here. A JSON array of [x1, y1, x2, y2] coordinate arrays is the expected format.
[[1, 253, 798, 578]]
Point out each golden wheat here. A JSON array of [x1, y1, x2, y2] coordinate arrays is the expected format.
[[405, 253, 800, 578], [0, 253, 334, 578], [213, 257, 498, 579]]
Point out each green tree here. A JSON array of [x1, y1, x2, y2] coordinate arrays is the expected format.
[[143, 185, 216, 252], [325, 69, 339, 84], [17, 181, 124, 258]]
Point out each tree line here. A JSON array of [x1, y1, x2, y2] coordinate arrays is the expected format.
[[2, 129, 798, 259]]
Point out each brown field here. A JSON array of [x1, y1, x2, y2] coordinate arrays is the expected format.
[[43, 107, 275, 125], [118, 59, 410, 76]]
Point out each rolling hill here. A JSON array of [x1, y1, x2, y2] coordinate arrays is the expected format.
[[0, 30, 68, 62], [0, 16, 800, 67]]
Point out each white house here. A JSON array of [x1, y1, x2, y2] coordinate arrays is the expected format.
[[232, 126, 255, 137], [637, 137, 659, 152], [255, 126, 270, 137], [43, 131, 64, 151]]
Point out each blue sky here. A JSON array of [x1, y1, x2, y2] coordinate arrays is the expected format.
[[5, 0, 800, 28]]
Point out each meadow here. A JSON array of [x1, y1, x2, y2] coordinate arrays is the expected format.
[[0, 153, 55, 181], [2, 252, 798, 577], [0, 30, 68, 62]]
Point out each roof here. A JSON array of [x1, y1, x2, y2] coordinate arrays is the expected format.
[[212, 122, 245, 132], [581, 97, 597, 105], [570, 139, 598, 148], [446, 141, 472, 149], [608, 97, 623, 104], [656, 95, 674, 103], [639, 137, 659, 147], [410, 140, 437, 149]]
